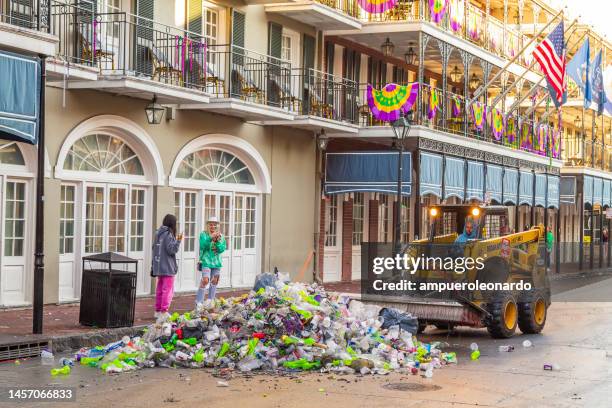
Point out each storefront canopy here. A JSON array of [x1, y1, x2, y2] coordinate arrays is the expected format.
[[444, 157, 465, 200], [0, 51, 41, 145], [560, 176, 576, 204], [519, 171, 534, 206], [324, 151, 412, 196], [547, 175, 560, 209], [503, 168, 518, 205], [584, 175, 593, 205], [466, 161, 484, 201], [486, 164, 503, 204], [420, 152, 443, 197], [535, 174, 547, 207]]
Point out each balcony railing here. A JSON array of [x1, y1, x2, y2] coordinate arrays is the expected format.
[[316, 0, 359, 18], [358, 81, 561, 159], [563, 136, 612, 171], [1, 0, 51, 32], [51, 6, 207, 90]]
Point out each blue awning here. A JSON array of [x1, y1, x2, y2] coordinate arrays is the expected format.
[[519, 171, 534, 206], [535, 174, 547, 207], [466, 161, 484, 201], [593, 177, 603, 206], [547, 175, 560, 209], [604, 179, 611, 207], [324, 151, 412, 196], [503, 168, 518, 205], [0, 51, 41, 145], [486, 164, 503, 204], [420, 152, 443, 197], [560, 176, 576, 204], [444, 157, 465, 200], [584, 175, 593, 205]]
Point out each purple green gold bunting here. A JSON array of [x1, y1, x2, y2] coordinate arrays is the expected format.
[[366, 83, 419, 122], [505, 116, 517, 143], [429, 0, 449, 23], [490, 108, 504, 141], [471, 101, 485, 130], [451, 95, 461, 117], [449, 0, 463, 32], [357, 0, 399, 13], [520, 121, 532, 149], [538, 124, 548, 155], [428, 88, 440, 119], [468, 12, 480, 41], [552, 130, 561, 159]]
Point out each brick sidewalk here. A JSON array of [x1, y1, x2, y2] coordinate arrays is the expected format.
[[0, 281, 362, 342]]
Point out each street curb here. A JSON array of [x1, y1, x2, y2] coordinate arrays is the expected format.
[[49, 325, 148, 353]]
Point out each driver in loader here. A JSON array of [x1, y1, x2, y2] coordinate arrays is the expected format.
[[455, 216, 478, 244]]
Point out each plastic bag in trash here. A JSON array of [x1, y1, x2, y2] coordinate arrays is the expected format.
[[379, 307, 418, 334], [253, 271, 290, 292]]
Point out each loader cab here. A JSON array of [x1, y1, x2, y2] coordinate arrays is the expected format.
[[425, 205, 510, 242]]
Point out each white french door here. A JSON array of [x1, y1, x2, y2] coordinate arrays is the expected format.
[[352, 193, 368, 280], [59, 184, 78, 300], [0, 179, 30, 305], [174, 190, 198, 292], [203, 191, 233, 288], [323, 195, 341, 282], [232, 194, 258, 287]]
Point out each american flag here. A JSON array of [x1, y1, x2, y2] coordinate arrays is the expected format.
[[532, 21, 566, 105]]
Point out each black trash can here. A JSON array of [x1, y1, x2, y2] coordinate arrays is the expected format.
[[79, 252, 138, 328]]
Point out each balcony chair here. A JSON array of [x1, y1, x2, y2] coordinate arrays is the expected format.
[[204, 61, 226, 95], [305, 82, 333, 119], [232, 64, 264, 103], [78, 25, 115, 71], [148, 44, 183, 86], [271, 73, 300, 112]]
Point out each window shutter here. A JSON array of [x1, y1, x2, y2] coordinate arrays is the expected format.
[[302, 34, 315, 71], [325, 42, 334, 75], [231, 10, 245, 48], [187, 0, 202, 38], [268, 22, 282, 59], [135, 0, 155, 76]]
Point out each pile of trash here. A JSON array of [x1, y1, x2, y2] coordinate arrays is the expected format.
[[71, 278, 457, 377]]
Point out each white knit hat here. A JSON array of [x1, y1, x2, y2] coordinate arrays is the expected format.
[[207, 216, 219, 224]]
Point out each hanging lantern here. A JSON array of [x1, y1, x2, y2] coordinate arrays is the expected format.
[[450, 65, 461, 83], [381, 37, 395, 57]]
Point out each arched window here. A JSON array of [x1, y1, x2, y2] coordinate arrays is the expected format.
[[63, 134, 144, 175], [176, 149, 254, 184], [0, 142, 25, 165]]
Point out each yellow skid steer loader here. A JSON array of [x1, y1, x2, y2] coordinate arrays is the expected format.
[[366, 205, 550, 339]]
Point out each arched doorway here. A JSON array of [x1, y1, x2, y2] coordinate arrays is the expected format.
[[56, 116, 164, 300], [170, 135, 271, 291], [0, 141, 36, 306]]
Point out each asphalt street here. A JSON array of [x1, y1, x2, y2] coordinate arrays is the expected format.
[[1, 277, 612, 408]]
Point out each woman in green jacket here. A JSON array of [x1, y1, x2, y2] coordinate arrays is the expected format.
[[195, 216, 227, 305]]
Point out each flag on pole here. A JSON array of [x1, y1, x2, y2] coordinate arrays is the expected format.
[[532, 21, 566, 106], [566, 38, 589, 92], [589, 50, 604, 114]]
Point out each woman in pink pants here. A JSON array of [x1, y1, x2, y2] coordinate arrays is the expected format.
[[151, 214, 182, 321]]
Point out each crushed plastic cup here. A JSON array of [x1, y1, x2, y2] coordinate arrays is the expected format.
[[498, 345, 514, 352], [41, 350, 54, 365], [522, 340, 533, 348], [469, 342, 479, 351]]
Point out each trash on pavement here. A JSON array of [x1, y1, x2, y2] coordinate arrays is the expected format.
[[41, 350, 54, 366], [50, 365, 71, 376], [522, 340, 532, 348], [73, 282, 457, 377], [498, 345, 514, 352], [543, 363, 560, 371], [379, 307, 419, 335]]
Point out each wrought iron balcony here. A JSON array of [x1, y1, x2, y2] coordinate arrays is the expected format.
[[51, 5, 207, 90], [358, 81, 562, 160], [0, 0, 51, 32]]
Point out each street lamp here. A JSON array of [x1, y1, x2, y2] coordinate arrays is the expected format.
[[145, 95, 165, 125], [574, 115, 581, 129], [404, 46, 416, 66], [449, 65, 461, 83], [391, 110, 413, 255], [317, 128, 328, 150], [469, 73, 480, 89], [381, 37, 395, 57]]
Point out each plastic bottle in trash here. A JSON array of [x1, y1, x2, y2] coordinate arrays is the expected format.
[[41, 350, 54, 365], [469, 342, 479, 351], [59, 357, 74, 367], [424, 364, 434, 378], [498, 345, 515, 352], [238, 357, 263, 372], [387, 325, 400, 340]]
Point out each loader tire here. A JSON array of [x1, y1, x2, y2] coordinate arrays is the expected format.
[[486, 291, 518, 338], [518, 291, 547, 334]]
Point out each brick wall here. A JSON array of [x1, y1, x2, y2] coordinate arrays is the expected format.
[[317, 198, 326, 282], [368, 199, 379, 242], [341, 198, 353, 282]]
